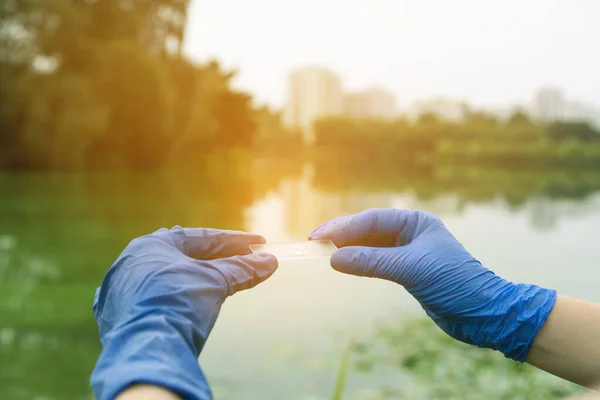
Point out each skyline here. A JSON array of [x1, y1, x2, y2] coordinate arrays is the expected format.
[[184, 0, 600, 110]]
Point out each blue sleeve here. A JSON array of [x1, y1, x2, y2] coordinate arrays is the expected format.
[[90, 237, 227, 400]]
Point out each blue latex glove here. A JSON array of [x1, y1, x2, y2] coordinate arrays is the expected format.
[[309, 208, 556, 362], [91, 226, 277, 400]]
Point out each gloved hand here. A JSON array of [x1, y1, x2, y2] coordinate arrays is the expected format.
[[309, 208, 556, 362], [91, 226, 277, 400]]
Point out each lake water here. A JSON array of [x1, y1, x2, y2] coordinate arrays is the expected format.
[[1, 164, 599, 399]]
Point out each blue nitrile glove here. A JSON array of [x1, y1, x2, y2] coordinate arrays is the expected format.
[[309, 208, 556, 362], [91, 226, 277, 400]]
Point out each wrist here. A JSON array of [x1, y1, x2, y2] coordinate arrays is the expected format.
[[493, 282, 557, 361], [92, 265, 227, 400], [92, 311, 212, 400], [459, 280, 557, 361], [116, 384, 183, 400], [427, 278, 556, 362]]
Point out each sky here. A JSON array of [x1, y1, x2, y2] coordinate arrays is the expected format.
[[184, 0, 600, 110]]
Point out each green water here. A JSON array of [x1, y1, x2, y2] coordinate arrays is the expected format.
[[1, 164, 599, 399]]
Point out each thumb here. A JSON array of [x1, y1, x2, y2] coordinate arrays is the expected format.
[[330, 246, 401, 282], [210, 252, 279, 296]]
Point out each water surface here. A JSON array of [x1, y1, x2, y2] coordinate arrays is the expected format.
[[1, 164, 599, 399]]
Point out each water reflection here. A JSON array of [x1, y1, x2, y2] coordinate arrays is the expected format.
[[272, 163, 600, 239], [0, 164, 295, 400], [208, 162, 600, 399], [2, 161, 600, 399]]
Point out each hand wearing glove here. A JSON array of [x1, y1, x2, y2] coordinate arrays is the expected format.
[[309, 208, 556, 362], [91, 227, 277, 400]]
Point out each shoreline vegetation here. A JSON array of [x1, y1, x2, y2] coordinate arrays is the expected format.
[[341, 317, 582, 400], [1, 1, 302, 172], [313, 115, 600, 171], [2, 4, 599, 173]]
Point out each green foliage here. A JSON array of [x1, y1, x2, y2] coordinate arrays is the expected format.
[[351, 318, 581, 399], [547, 121, 600, 143], [313, 116, 600, 171], [507, 108, 534, 126], [417, 112, 440, 125], [463, 108, 499, 126], [253, 106, 305, 158], [0, 0, 285, 171], [312, 155, 600, 211], [331, 339, 355, 400]]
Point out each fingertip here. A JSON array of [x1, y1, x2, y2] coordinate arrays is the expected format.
[[330, 247, 356, 274], [330, 246, 381, 278], [244, 232, 267, 245], [250, 252, 279, 271], [232, 232, 267, 245], [240, 234, 267, 255], [308, 222, 328, 240], [218, 252, 280, 296], [248, 253, 279, 287]]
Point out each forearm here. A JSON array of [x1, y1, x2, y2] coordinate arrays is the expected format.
[[92, 227, 276, 400], [527, 295, 600, 388], [91, 314, 213, 400], [92, 261, 226, 400], [116, 384, 182, 400]]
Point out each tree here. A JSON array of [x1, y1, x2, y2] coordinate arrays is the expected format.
[[417, 112, 440, 125], [464, 109, 498, 126], [507, 108, 533, 126], [0, 0, 261, 171], [546, 121, 600, 142]]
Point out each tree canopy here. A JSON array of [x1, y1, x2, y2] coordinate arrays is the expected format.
[[0, 0, 259, 171]]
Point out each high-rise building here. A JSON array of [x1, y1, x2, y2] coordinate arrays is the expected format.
[[343, 87, 396, 119], [286, 66, 343, 143], [532, 87, 566, 122], [342, 92, 368, 118]]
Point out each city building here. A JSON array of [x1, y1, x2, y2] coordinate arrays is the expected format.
[[285, 66, 343, 143], [343, 87, 396, 119], [532, 87, 566, 122], [529, 88, 600, 127]]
